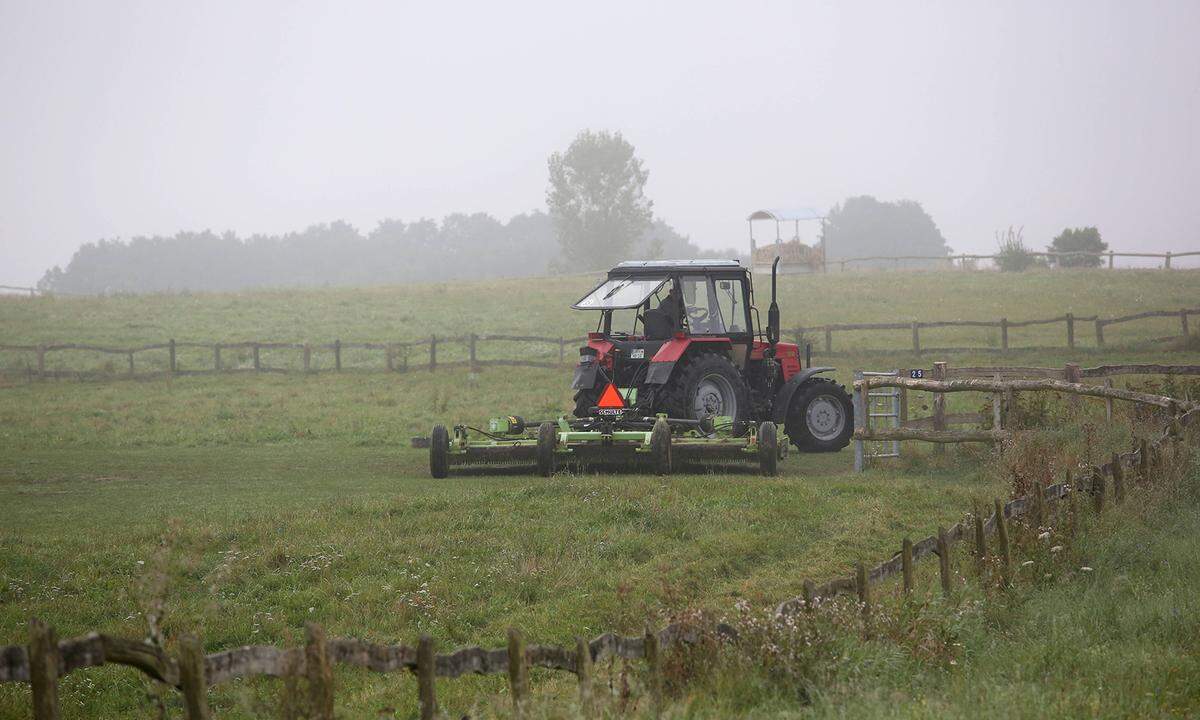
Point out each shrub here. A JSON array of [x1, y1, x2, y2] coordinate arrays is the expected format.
[[1048, 226, 1107, 268], [994, 226, 1041, 272]]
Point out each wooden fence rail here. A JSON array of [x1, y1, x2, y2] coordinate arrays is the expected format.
[[797, 306, 1198, 355], [1, 404, 1194, 718]]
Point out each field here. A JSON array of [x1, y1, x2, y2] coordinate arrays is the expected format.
[[2, 268, 1199, 718]]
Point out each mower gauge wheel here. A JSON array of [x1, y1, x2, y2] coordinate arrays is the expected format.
[[758, 422, 779, 477], [429, 425, 450, 479], [650, 418, 672, 476], [536, 422, 557, 477]]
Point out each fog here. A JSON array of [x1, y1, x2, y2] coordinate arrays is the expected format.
[[2, 0, 1199, 286]]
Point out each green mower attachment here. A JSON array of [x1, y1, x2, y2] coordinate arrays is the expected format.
[[428, 411, 786, 478]]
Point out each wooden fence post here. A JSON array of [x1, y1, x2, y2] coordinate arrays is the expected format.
[[1066, 312, 1075, 349], [333, 340, 341, 373], [1095, 319, 1105, 347], [1092, 467, 1106, 514], [305, 622, 334, 720], [992, 372, 1002, 430], [856, 562, 872, 637], [901, 538, 914, 595], [575, 636, 593, 713], [559, 337, 566, 364], [1111, 452, 1125, 505], [36, 344, 46, 379], [429, 335, 437, 371], [932, 361, 947, 454], [1104, 379, 1114, 422], [1108, 250, 1114, 269], [214, 344, 222, 372], [29, 618, 60, 720], [973, 505, 987, 571], [169, 339, 177, 374], [253, 343, 261, 371], [385, 344, 394, 372], [994, 499, 1011, 586], [911, 321, 920, 354], [1032, 480, 1046, 528], [127, 352, 134, 376], [824, 327, 832, 354], [1064, 363, 1081, 411], [303, 344, 311, 372], [644, 626, 662, 717], [417, 635, 436, 720], [1000, 318, 1009, 351], [178, 634, 211, 720], [1182, 308, 1191, 338], [507, 627, 528, 718], [1139, 438, 1150, 482], [936, 527, 952, 597], [468, 333, 478, 371], [1165, 251, 1172, 269]]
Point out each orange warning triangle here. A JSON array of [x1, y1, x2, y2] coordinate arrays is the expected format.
[[597, 383, 626, 409]]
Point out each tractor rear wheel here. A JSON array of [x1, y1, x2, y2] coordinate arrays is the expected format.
[[429, 425, 450, 479], [758, 421, 779, 476], [659, 352, 750, 422], [785, 378, 854, 452], [536, 422, 557, 477]]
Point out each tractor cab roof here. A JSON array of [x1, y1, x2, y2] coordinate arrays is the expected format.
[[573, 260, 748, 311], [610, 259, 745, 275]]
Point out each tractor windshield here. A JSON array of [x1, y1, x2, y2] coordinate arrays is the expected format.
[[572, 276, 669, 310]]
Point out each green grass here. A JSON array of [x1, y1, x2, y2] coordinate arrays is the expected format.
[[670, 442, 1200, 720], [1, 268, 1198, 374], [0, 269, 1198, 717]]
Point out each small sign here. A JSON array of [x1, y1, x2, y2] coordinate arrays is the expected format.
[[597, 383, 626, 409], [909, 369, 925, 379]]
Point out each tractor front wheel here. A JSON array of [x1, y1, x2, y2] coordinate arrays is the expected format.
[[785, 378, 854, 452], [572, 389, 600, 418]]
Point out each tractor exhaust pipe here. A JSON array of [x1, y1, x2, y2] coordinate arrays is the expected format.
[[767, 256, 781, 352]]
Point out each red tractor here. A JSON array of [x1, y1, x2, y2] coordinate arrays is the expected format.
[[570, 258, 853, 452]]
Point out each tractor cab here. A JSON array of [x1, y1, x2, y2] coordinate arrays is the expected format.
[[572, 260, 757, 374]]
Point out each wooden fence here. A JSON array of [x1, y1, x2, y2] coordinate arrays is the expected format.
[[799, 306, 1198, 355], [852, 362, 1200, 470], [0, 334, 590, 381], [2, 305, 1198, 382], [2, 403, 1194, 719], [828, 249, 1200, 272]]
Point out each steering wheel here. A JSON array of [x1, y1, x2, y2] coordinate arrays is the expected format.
[[686, 306, 710, 329]]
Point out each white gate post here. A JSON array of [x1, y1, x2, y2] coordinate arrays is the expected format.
[[853, 370, 866, 472]]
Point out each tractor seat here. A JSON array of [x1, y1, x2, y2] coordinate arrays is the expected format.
[[642, 309, 675, 340]]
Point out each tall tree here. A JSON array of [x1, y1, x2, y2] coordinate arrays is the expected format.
[[820, 196, 951, 265], [1048, 226, 1106, 268], [547, 130, 653, 270]]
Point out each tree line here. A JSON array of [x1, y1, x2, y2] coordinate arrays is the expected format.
[[37, 212, 720, 294], [38, 129, 963, 294]]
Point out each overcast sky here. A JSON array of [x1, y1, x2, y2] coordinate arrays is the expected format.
[[2, 0, 1199, 285]]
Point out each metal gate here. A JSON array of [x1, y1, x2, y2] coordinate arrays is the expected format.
[[853, 370, 902, 471]]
